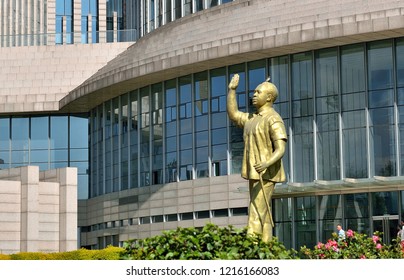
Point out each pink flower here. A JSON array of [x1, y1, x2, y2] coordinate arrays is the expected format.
[[317, 242, 323, 249], [360, 255, 366, 259], [376, 243, 382, 250], [346, 229, 354, 238], [372, 235, 379, 244]]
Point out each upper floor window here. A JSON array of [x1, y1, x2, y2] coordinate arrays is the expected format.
[[82, 0, 99, 43], [56, 0, 74, 44]]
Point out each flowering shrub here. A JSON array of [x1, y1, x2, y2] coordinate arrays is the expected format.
[[301, 230, 404, 259]]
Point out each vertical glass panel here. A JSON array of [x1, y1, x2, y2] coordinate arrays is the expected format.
[[112, 97, 120, 192], [292, 52, 314, 182], [396, 38, 404, 87], [369, 107, 396, 176], [156, 0, 163, 27], [165, 79, 177, 183], [270, 56, 290, 180], [315, 47, 340, 181], [195, 0, 204, 12], [12, 117, 29, 150], [318, 195, 342, 242], [368, 40, 394, 90], [0, 118, 10, 151], [174, 0, 181, 19], [372, 191, 398, 216], [342, 111, 368, 178], [292, 52, 313, 101], [179, 75, 193, 181], [149, 0, 155, 31], [184, 0, 192, 16], [152, 83, 163, 184], [210, 67, 227, 176], [274, 198, 292, 248], [130, 90, 139, 188], [345, 193, 369, 234], [50, 116, 68, 150], [229, 64, 245, 174], [70, 115, 88, 149], [104, 101, 112, 194], [121, 94, 129, 190], [248, 60, 266, 113], [96, 105, 104, 195], [341, 44, 367, 178], [398, 99, 404, 175], [208, 0, 218, 8], [194, 72, 209, 178], [140, 87, 150, 187], [341, 44, 365, 94], [316, 48, 339, 98], [30, 116, 49, 150], [295, 196, 316, 249], [165, 0, 172, 23]]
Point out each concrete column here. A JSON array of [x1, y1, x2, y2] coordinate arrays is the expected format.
[[20, 166, 40, 252], [88, 14, 92, 44], [39, 0, 45, 44], [47, 0, 56, 45], [74, 0, 81, 44], [57, 167, 78, 252], [98, 0, 107, 43], [113, 11, 118, 42], [63, 15, 66, 44]]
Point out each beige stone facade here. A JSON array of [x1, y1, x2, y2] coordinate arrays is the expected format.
[[0, 166, 77, 254]]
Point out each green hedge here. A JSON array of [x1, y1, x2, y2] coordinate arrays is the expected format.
[[0, 246, 124, 260]]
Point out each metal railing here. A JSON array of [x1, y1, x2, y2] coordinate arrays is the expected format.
[[0, 29, 139, 48]]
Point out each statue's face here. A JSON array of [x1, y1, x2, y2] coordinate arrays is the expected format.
[[252, 84, 270, 108]]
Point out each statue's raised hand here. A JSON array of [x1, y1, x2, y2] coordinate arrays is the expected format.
[[228, 74, 239, 90]]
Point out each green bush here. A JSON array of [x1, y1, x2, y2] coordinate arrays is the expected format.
[[3, 246, 124, 260], [300, 229, 404, 259], [121, 223, 298, 260]]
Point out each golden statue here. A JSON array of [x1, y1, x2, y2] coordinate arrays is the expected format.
[[227, 74, 287, 242]]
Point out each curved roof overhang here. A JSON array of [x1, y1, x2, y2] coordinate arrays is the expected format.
[[59, 0, 404, 113]]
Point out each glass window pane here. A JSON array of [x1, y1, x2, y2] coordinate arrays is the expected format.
[[11, 117, 29, 150], [51, 116, 68, 149], [342, 111, 368, 178], [295, 196, 316, 249], [396, 38, 404, 87], [30, 116, 49, 150], [31, 150, 49, 163], [369, 108, 396, 176], [372, 191, 398, 216], [0, 118, 10, 150], [341, 44, 365, 94], [315, 48, 338, 97], [367, 40, 394, 90]]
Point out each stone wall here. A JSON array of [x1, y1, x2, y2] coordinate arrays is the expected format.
[[0, 166, 77, 254]]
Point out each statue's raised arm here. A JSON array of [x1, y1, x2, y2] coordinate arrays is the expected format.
[[227, 74, 241, 122]]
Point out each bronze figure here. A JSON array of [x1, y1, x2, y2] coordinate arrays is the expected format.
[[227, 74, 287, 242]]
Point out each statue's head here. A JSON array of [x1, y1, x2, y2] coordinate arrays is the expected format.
[[255, 77, 279, 103]]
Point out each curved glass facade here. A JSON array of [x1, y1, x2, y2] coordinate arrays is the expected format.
[[89, 37, 404, 198], [0, 114, 89, 199]]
